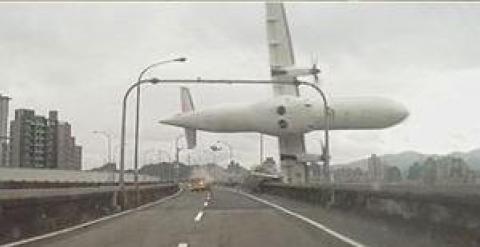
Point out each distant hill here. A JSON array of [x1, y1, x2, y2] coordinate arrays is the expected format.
[[90, 162, 116, 172], [336, 148, 480, 173]]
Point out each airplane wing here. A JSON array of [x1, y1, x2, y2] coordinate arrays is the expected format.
[[265, 2, 299, 96], [266, 3, 306, 184]]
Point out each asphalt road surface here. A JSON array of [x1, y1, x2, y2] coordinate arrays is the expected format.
[[21, 187, 452, 247]]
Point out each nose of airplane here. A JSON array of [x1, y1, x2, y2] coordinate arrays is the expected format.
[[391, 101, 409, 123]]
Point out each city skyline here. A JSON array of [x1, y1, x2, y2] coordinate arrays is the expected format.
[[8, 108, 82, 169], [1, 3, 480, 169]]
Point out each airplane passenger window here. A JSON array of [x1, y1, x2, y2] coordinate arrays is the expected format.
[[276, 106, 286, 115], [278, 119, 288, 128]]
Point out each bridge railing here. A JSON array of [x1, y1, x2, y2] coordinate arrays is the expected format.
[[0, 167, 160, 187], [258, 182, 480, 244]]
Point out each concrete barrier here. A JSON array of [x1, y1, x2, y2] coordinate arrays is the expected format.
[[0, 184, 178, 245], [258, 182, 480, 245]]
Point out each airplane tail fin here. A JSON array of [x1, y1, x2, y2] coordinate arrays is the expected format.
[[180, 87, 197, 149]]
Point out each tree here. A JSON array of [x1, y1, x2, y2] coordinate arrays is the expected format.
[[407, 162, 422, 180], [384, 166, 402, 183], [422, 157, 437, 185]]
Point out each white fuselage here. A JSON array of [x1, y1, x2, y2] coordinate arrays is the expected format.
[[160, 96, 409, 136]]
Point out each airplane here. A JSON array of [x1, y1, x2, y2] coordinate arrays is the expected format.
[[160, 3, 409, 184]]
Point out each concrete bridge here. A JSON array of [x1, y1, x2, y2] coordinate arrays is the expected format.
[[1, 176, 479, 247]]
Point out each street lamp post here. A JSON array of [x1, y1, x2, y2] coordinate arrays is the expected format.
[[294, 80, 331, 182], [133, 57, 186, 204], [259, 134, 264, 165], [118, 78, 161, 209], [92, 131, 113, 164]]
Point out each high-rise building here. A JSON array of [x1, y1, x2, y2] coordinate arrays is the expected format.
[[56, 122, 82, 170], [367, 154, 385, 182], [0, 94, 10, 166], [73, 145, 82, 170], [9, 109, 82, 169]]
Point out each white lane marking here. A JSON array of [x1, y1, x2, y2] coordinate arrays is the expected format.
[[203, 201, 208, 207], [1, 188, 184, 247], [194, 211, 204, 222], [206, 191, 211, 201], [237, 191, 366, 247], [177, 243, 188, 247]]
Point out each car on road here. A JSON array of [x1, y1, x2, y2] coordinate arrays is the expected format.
[[189, 178, 210, 192]]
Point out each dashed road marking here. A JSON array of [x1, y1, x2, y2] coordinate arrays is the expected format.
[[194, 211, 204, 222], [177, 243, 188, 247], [203, 201, 208, 207], [237, 190, 367, 247], [206, 191, 211, 201]]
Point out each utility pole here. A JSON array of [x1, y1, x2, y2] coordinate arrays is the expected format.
[[259, 134, 264, 165]]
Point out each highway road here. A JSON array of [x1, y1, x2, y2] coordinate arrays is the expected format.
[[19, 187, 453, 247]]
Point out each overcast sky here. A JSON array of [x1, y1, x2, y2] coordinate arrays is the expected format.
[[1, 2, 480, 170]]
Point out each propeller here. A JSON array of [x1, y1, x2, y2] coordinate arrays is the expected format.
[[310, 53, 321, 84]]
